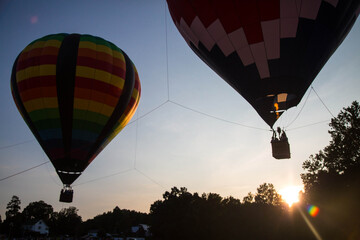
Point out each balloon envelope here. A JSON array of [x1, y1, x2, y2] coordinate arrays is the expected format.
[[167, 0, 359, 127], [11, 33, 141, 185]]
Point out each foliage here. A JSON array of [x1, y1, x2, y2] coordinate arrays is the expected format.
[[2, 195, 23, 237], [301, 101, 360, 239], [302, 101, 360, 190], [48, 206, 82, 236], [5, 195, 21, 219], [254, 183, 283, 206], [22, 200, 53, 222], [242, 192, 254, 204], [79, 206, 149, 236], [0, 195, 148, 237], [150, 186, 313, 240]]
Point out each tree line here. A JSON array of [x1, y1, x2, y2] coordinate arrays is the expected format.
[[0, 197, 148, 238], [0, 101, 359, 239]]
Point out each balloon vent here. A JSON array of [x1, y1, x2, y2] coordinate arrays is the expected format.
[[60, 185, 73, 203]]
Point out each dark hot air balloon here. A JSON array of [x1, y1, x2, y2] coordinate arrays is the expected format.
[[11, 33, 141, 202], [167, 0, 359, 159]]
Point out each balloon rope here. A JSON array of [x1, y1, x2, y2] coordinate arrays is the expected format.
[[134, 111, 139, 169], [73, 168, 133, 187], [287, 120, 329, 131], [0, 161, 50, 182], [165, 0, 170, 101], [134, 168, 165, 189], [285, 87, 313, 129], [169, 100, 270, 131], [311, 86, 335, 118], [129, 101, 169, 125], [0, 139, 35, 150]]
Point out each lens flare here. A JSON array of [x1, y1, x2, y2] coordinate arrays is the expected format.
[[307, 205, 319, 217], [30, 16, 38, 24]]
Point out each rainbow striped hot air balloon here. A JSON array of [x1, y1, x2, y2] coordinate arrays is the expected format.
[[11, 33, 141, 202]]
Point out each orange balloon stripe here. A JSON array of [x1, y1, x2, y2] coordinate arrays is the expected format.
[[112, 68, 141, 134], [119, 98, 137, 125]]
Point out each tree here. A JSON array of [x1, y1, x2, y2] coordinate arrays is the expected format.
[[254, 183, 282, 206], [5, 195, 21, 219], [150, 186, 313, 240], [49, 207, 82, 236], [3, 196, 22, 237], [302, 101, 360, 189], [301, 101, 360, 239], [150, 187, 199, 240], [301, 101, 360, 197], [22, 200, 53, 222], [79, 206, 149, 236], [242, 192, 254, 204]]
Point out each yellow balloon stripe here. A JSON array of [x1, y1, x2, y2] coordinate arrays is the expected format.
[[16, 65, 56, 82], [23, 98, 58, 112], [75, 66, 124, 89], [73, 98, 114, 117], [78, 41, 125, 61], [22, 40, 62, 53]]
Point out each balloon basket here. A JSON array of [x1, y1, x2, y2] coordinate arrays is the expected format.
[[59, 186, 73, 203], [271, 140, 291, 159]]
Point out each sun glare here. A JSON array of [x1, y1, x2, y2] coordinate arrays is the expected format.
[[279, 186, 303, 207]]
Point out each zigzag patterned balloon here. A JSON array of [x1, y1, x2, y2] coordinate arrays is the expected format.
[[167, 0, 359, 127]]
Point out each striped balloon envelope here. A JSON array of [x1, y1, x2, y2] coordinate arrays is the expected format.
[[11, 33, 141, 200]]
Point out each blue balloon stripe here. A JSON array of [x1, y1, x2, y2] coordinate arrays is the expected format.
[[71, 129, 98, 142], [38, 129, 62, 140]]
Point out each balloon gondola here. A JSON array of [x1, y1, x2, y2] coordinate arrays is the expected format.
[[166, 0, 359, 159], [59, 185, 73, 203], [11, 33, 141, 202], [271, 127, 290, 159]]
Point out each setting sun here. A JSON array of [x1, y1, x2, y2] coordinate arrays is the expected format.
[[279, 186, 303, 207]]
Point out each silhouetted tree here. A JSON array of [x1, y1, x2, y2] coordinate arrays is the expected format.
[[150, 186, 314, 240], [22, 200, 53, 222], [5, 195, 21, 219], [301, 101, 360, 239], [49, 206, 82, 236], [79, 206, 149, 236], [254, 183, 283, 206], [3, 195, 22, 237], [242, 192, 254, 204], [302, 101, 360, 193]]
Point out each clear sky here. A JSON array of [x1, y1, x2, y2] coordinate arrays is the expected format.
[[0, 0, 359, 220]]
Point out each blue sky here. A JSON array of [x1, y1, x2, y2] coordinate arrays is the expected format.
[[0, 1, 359, 220]]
